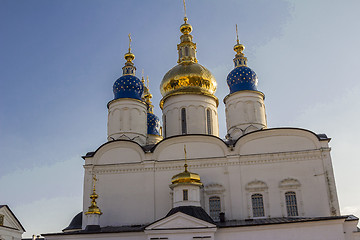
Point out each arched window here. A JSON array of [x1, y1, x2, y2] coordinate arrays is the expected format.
[[209, 196, 221, 221], [181, 108, 187, 134], [251, 194, 265, 217], [206, 109, 212, 134], [285, 191, 298, 216]]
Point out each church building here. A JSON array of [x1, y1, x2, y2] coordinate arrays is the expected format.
[[42, 10, 360, 240]]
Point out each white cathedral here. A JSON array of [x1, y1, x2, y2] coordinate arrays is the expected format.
[[42, 13, 360, 240]]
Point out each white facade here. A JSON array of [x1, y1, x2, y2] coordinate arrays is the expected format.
[[0, 205, 25, 240], [42, 9, 360, 240], [80, 128, 341, 229]]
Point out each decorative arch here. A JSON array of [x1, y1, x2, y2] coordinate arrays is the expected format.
[[279, 178, 301, 189], [279, 178, 303, 217], [204, 183, 226, 221], [245, 180, 268, 192], [245, 180, 269, 218]]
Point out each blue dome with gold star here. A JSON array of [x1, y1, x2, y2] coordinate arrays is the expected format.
[[227, 66, 258, 94], [113, 75, 144, 100], [147, 113, 161, 136]]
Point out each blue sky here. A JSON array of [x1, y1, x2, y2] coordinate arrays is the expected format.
[[1, 0, 359, 236]]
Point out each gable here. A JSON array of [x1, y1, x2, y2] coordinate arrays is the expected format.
[[0, 205, 25, 232], [92, 141, 145, 165], [146, 212, 216, 230], [235, 128, 322, 155], [153, 136, 227, 161]]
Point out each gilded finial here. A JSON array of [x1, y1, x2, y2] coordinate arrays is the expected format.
[[92, 174, 97, 192], [233, 25, 245, 56], [143, 75, 154, 113], [184, 145, 188, 172], [128, 33, 132, 53], [232, 24, 247, 67], [124, 33, 135, 63], [85, 174, 102, 215], [141, 69, 145, 83], [183, 0, 187, 20], [236, 24, 239, 44], [180, 0, 192, 35], [171, 145, 202, 185], [234, 24, 245, 57]]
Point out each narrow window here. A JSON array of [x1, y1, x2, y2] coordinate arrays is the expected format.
[[285, 191, 298, 216], [0, 214, 4, 226], [185, 47, 189, 56], [209, 196, 221, 221], [206, 109, 212, 134], [181, 108, 187, 134], [251, 194, 265, 217], [183, 189, 188, 201], [163, 115, 166, 137]]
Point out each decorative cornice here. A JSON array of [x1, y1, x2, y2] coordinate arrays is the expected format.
[[84, 149, 326, 175]]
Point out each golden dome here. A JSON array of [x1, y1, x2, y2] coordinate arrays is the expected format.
[[159, 17, 218, 109], [160, 62, 217, 105], [171, 164, 202, 186]]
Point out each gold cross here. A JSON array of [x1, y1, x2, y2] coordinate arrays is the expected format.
[[183, 0, 187, 18], [128, 33, 132, 52], [236, 24, 239, 44], [92, 174, 98, 192]]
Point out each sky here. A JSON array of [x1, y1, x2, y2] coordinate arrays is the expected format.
[[1, 0, 360, 237]]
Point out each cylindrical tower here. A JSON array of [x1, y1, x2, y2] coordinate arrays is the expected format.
[[224, 35, 267, 140], [160, 17, 219, 138], [107, 42, 147, 145]]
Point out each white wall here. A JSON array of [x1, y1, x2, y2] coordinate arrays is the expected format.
[[82, 129, 339, 227], [224, 91, 266, 139], [107, 99, 147, 145], [162, 94, 219, 137]]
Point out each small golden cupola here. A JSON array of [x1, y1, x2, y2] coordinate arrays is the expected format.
[[170, 145, 203, 208], [85, 175, 102, 230], [160, 15, 217, 108], [171, 162, 202, 186], [85, 175, 102, 216]]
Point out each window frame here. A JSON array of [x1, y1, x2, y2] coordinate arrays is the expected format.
[[181, 108, 187, 134], [183, 189, 188, 201], [279, 178, 303, 217], [285, 191, 299, 217], [251, 193, 265, 217], [206, 108, 212, 135], [209, 196, 221, 221], [245, 180, 269, 218]]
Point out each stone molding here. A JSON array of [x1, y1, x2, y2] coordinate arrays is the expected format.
[[84, 149, 327, 175]]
